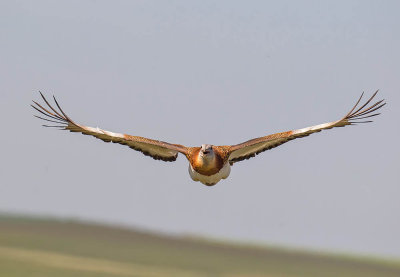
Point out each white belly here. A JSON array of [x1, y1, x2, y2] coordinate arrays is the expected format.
[[188, 162, 231, 186]]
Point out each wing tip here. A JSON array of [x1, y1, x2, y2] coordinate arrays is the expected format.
[[345, 90, 386, 124], [32, 92, 77, 127]]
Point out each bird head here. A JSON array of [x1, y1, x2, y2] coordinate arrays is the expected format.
[[200, 144, 213, 155]]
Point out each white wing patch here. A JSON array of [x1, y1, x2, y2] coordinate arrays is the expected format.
[[293, 121, 338, 134], [84, 126, 124, 138], [73, 124, 179, 161]]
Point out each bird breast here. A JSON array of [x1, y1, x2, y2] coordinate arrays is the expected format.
[[189, 162, 231, 186], [190, 148, 224, 176]]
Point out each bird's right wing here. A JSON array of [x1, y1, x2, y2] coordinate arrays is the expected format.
[[227, 91, 385, 164], [32, 93, 188, 162]]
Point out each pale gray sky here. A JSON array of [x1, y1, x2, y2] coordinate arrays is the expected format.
[[1, 0, 399, 258]]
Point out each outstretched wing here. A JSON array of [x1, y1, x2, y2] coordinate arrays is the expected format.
[[32, 93, 188, 162], [227, 91, 385, 164]]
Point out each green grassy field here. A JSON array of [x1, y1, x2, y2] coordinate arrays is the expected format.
[[0, 215, 399, 277]]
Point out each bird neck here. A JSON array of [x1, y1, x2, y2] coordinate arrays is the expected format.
[[199, 152, 215, 166]]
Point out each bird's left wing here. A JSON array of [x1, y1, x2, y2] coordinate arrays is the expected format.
[[32, 93, 188, 162], [227, 91, 385, 164]]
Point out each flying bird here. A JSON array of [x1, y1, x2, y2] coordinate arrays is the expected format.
[[32, 91, 385, 186]]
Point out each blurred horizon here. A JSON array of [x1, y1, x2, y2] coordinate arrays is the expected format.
[[0, 209, 397, 262], [1, 212, 400, 263], [1, 0, 399, 260], [3, 213, 400, 277]]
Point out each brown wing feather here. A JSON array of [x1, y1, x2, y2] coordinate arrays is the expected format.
[[227, 91, 385, 164], [32, 93, 188, 162]]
